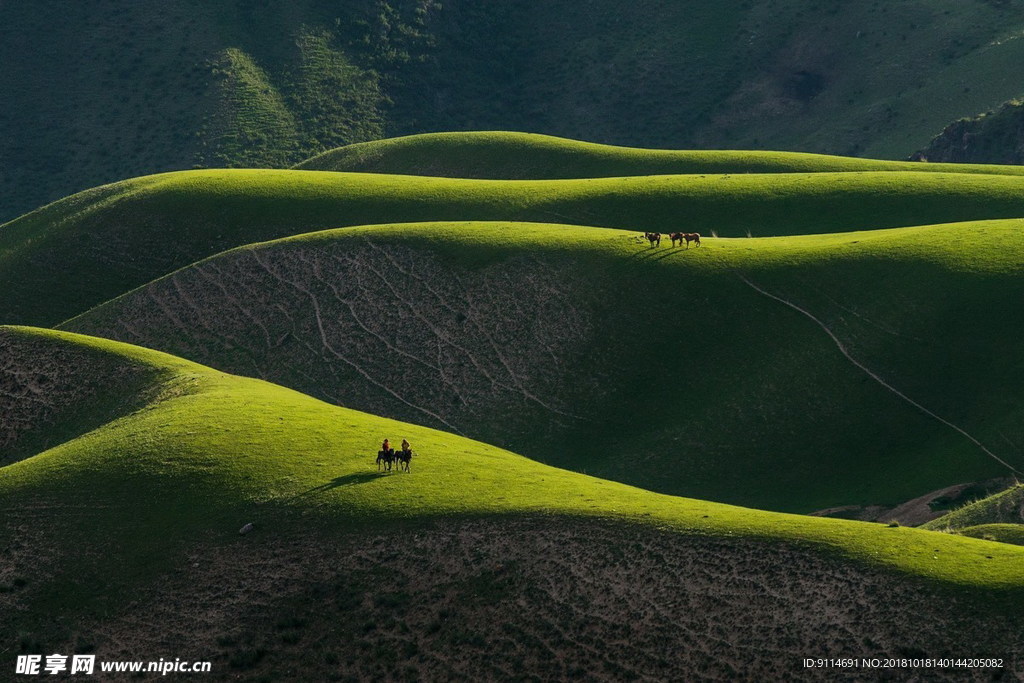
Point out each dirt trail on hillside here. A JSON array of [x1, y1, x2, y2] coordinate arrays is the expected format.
[[736, 273, 1020, 476]]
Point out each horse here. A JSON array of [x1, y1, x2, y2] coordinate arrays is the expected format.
[[395, 449, 413, 473], [377, 449, 395, 472], [644, 232, 661, 247], [684, 232, 701, 248], [669, 232, 684, 247]]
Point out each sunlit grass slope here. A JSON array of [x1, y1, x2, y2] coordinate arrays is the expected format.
[[65, 220, 1024, 513], [10, 167, 1024, 326], [3, 325, 1024, 597], [923, 485, 1024, 531], [956, 524, 1024, 547], [295, 131, 1024, 178]]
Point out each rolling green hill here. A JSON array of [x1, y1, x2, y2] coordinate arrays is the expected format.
[[7, 0, 1024, 223], [296, 131, 1024, 178], [63, 220, 1024, 513], [3, 326, 1024, 678], [956, 524, 1024, 546], [923, 485, 1024, 531], [12, 167, 1024, 327]]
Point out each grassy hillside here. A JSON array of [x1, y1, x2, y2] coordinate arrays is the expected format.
[[924, 485, 1024, 531], [957, 524, 1024, 547], [3, 326, 1024, 679], [297, 131, 1024, 178], [64, 220, 1024, 513], [0, 328, 159, 467], [12, 167, 1024, 327], [7, 1, 1024, 223], [417, 0, 1024, 159], [0, 0, 399, 223]]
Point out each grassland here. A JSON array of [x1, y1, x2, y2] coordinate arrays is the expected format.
[[7, 1, 1024, 224], [12, 167, 1024, 327], [3, 325, 1024, 590], [62, 219, 1024, 514], [4, 326, 1024, 678], [7, 128, 1024, 674], [956, 524, 1024, 546], [296, 131, 1024, 178], [924, 485, 1024, 531]]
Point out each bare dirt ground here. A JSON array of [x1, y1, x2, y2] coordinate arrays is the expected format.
[[67, 240, 598, 447], [11, 517, 1016, 682], [811, 478, 1016, 527], [0, 329, 150, 467]]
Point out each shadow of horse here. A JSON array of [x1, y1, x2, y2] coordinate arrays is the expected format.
[[285, 472, 386, 502]]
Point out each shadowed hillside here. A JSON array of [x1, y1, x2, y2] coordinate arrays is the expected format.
[[915, 99, 1024, 165], [64, 221, 1024, 513], [0, 328, 158, 467], [7, 0, 1024, 221], [3, 326, 1024, 679]]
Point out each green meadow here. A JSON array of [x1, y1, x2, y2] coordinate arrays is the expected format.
[[5, 130, 1024, 675], [63, 220, 1024, 514], [296, 131, 1024, 178], [3, 326, 1023, 597], [10, 167, 1024, 326]]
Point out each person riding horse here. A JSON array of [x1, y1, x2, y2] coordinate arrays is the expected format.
[[377, 438, 414, 472]]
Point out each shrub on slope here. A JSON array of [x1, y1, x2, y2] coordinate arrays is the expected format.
[[65, 221, 1024, 512], [11, 168, 1024, 326]]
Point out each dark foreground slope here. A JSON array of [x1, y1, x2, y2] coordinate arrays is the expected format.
[[11, 168, 1024, 326], [3, 327, 1024, 680], [65, 221, 1024, 513], [56, 519, 1022, 682]]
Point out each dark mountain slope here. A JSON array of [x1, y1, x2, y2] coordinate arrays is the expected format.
[[5, 0, 1024, 221], [915, 99, 1024, 165]]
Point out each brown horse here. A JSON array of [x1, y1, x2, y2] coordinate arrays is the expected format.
[[644, 232, 661, 247], [684, 232, 701, 248], [377, 449, 395, 472], [669, 232, 684, 247], [395, 449, 413, 472]]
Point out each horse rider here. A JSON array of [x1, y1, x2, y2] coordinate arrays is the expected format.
[[401, 438, 411, 455], [382, 437, 392, 455]]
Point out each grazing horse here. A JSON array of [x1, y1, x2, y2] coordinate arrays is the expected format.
[[644, 232, 661, 247], [684, 232, 701, 248], [669, 232, 685, 247], [377, 449, 395, 472], [395, 449, 413, 473]]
